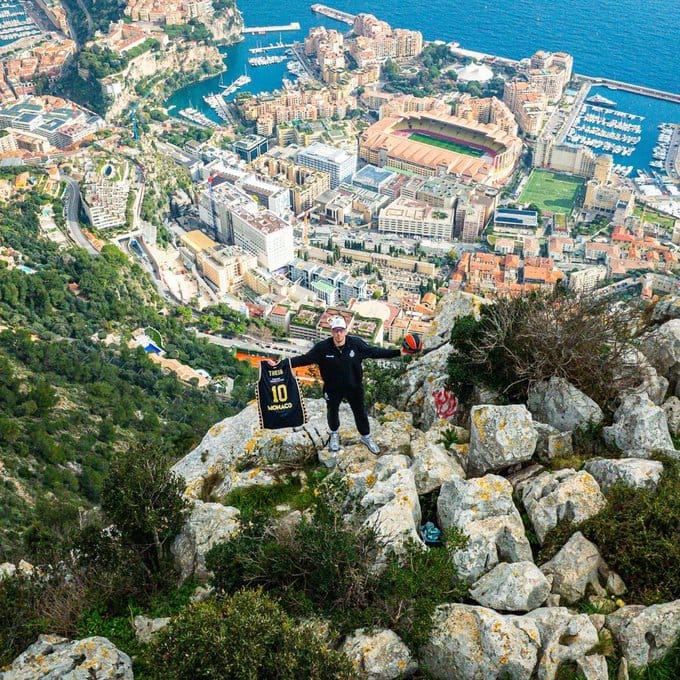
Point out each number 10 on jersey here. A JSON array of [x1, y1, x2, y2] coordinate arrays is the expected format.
[[271, 384, 288, 403]]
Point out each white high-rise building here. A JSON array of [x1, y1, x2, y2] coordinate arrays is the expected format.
[[296, 142, 357, 189]]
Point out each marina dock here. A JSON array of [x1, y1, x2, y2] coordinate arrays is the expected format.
[[580, 76, 680, 105], [310, 3, 356, 24], [242, 22, 301, 34]]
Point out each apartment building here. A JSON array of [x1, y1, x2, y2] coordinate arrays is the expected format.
[[296, 142, 357, 189], [196, 245, 257, 295], [378, 196, 454, 240]]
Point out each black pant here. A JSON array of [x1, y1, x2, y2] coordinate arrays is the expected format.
[[325, 387, 370, 435]]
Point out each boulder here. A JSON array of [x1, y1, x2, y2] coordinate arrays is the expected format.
[[606, 600, 680, 668], [1, 634, 133, 679], [425, 290, 487, 350], [171, 501, 240, 582], [363, 497, 424, 564], [527, 377, 604, 433], [468, 404, 538, 477], [409, 429, 466, 495], [524, 608, 600, 680], [515, 470, 606, 544], [641, 319, 680, 395], [420, 603, 540, 680], [437, 475, 533, 584], [619, 347, 668, 405], [469, 561, 552, 612], [534, 422, 574, 463], [663, 396, 680, 436], [133, 615, 170, 644], [539, 532, 626, 604], [576, 654, 609, 680], [584, 458, 664, 492], [341, 628, 418, 679], [396, 343, 453, 429], [603, 393, 676, 458]]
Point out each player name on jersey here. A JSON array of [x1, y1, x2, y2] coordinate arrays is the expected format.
[[256, 359, 307, 429]]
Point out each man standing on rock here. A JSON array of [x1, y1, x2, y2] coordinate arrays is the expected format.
[[267, 316, 409, 454]]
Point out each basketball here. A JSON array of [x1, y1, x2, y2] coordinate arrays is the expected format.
[[402, 332, 423, 354]]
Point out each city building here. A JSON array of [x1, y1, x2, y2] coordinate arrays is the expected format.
[[378, 196, 454, 240], [502, 80, 548, 137], [296, 142, 357, 189], [493, 208, 541, 238], [196, 245, 258, 295], [81, 163, 132, 230], [232, 134, 268, 163]]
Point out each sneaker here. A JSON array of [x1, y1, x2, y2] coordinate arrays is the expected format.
[[360, 434, 380, 454], [329, 431, 340, 452]]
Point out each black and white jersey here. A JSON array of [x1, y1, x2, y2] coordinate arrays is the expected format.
[[256, 359, 307, 430]]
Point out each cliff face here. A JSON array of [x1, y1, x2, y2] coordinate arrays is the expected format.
[[209, 6, 244, 44], [104, 44, 223, 120]]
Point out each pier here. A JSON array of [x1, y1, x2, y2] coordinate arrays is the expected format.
[[242, 22, 301, 34], [578, 76, 680, 105], [249, 42, 295, 54], [310, 3, 356, 25]]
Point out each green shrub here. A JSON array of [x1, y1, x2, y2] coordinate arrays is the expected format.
[[144, 589, 357, 680], [206, 484, 467, 650], [540, 458, 680, 604]]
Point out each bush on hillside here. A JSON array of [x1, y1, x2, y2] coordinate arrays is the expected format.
[[145, 589, 357, 680], [540, 457, 680, 605], [101, 442, 189, 574], [206, 478, 467, 649], [446, 291, 645, 412]]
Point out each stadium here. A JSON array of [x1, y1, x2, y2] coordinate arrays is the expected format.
[[358, 111, 522, 186]]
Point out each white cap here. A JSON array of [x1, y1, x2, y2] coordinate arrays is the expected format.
[[330, 315, 347, 330]]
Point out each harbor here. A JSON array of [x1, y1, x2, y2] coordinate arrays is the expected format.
[[0, 0, 40, 47]]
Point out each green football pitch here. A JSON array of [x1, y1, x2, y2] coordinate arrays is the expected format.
[[408, 132, 485, 158], [520, 170, 584, 214]]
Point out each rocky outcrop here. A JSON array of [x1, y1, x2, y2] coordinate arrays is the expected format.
[[662, 396, 680, 436], [341, 628, 418, 679], [171, 501, 240, 582], [534, 422, 573, 463], [515, 469, 607, 544], [584, 458, 664, 492], [469, 561, 552, 612], [606, 600, 680, 668], [1, 634, 132, 679], [437, 475, 533, 584], [420, 603, 540, 680], [133, 615, 170, 644], [603, 393, 676, 458], [425, 290, 487, 350], [642, 319, 680, 396], [468, 404, 538, 477], [525, 608, 600, 680], [209, 7, 243, 43], [527, 378, 604, 433], [539, 532, 626, 604]]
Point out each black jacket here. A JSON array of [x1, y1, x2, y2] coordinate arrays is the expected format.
[[290, 335, 400, 394]]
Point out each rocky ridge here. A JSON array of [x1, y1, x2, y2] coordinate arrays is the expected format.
[[4, 292, 680, 679]]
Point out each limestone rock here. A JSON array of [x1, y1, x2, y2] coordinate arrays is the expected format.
[[425, 290, 487, 351], [468, 404, 538, 477], [641, 319, 680, 395], [539, 532, 626, 604], [606, 600, 680, 668], [584, 458, 664, 492], [363, 497, 423, 563], [171, 399, 332, 498], [342, 628, 418, 679], [395, 343, 453, 429], [469, 561, 552, 612], [409, 429, 465, 495], [663, 396, 680, 436], [619, 347, 668, 405], [524, 608, 600, 680], [576, 654, 609, 680], [420, 603, 540, 680], [133, 615, 170, 644], [1, 634, 132, 679], [527, 377, 604, 433], [603, 393, 676, 458], [437, 475, 533, 584], [171, 501, 240, 582], [515, 469, 606, 544], [534, 422, 574, 463]]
